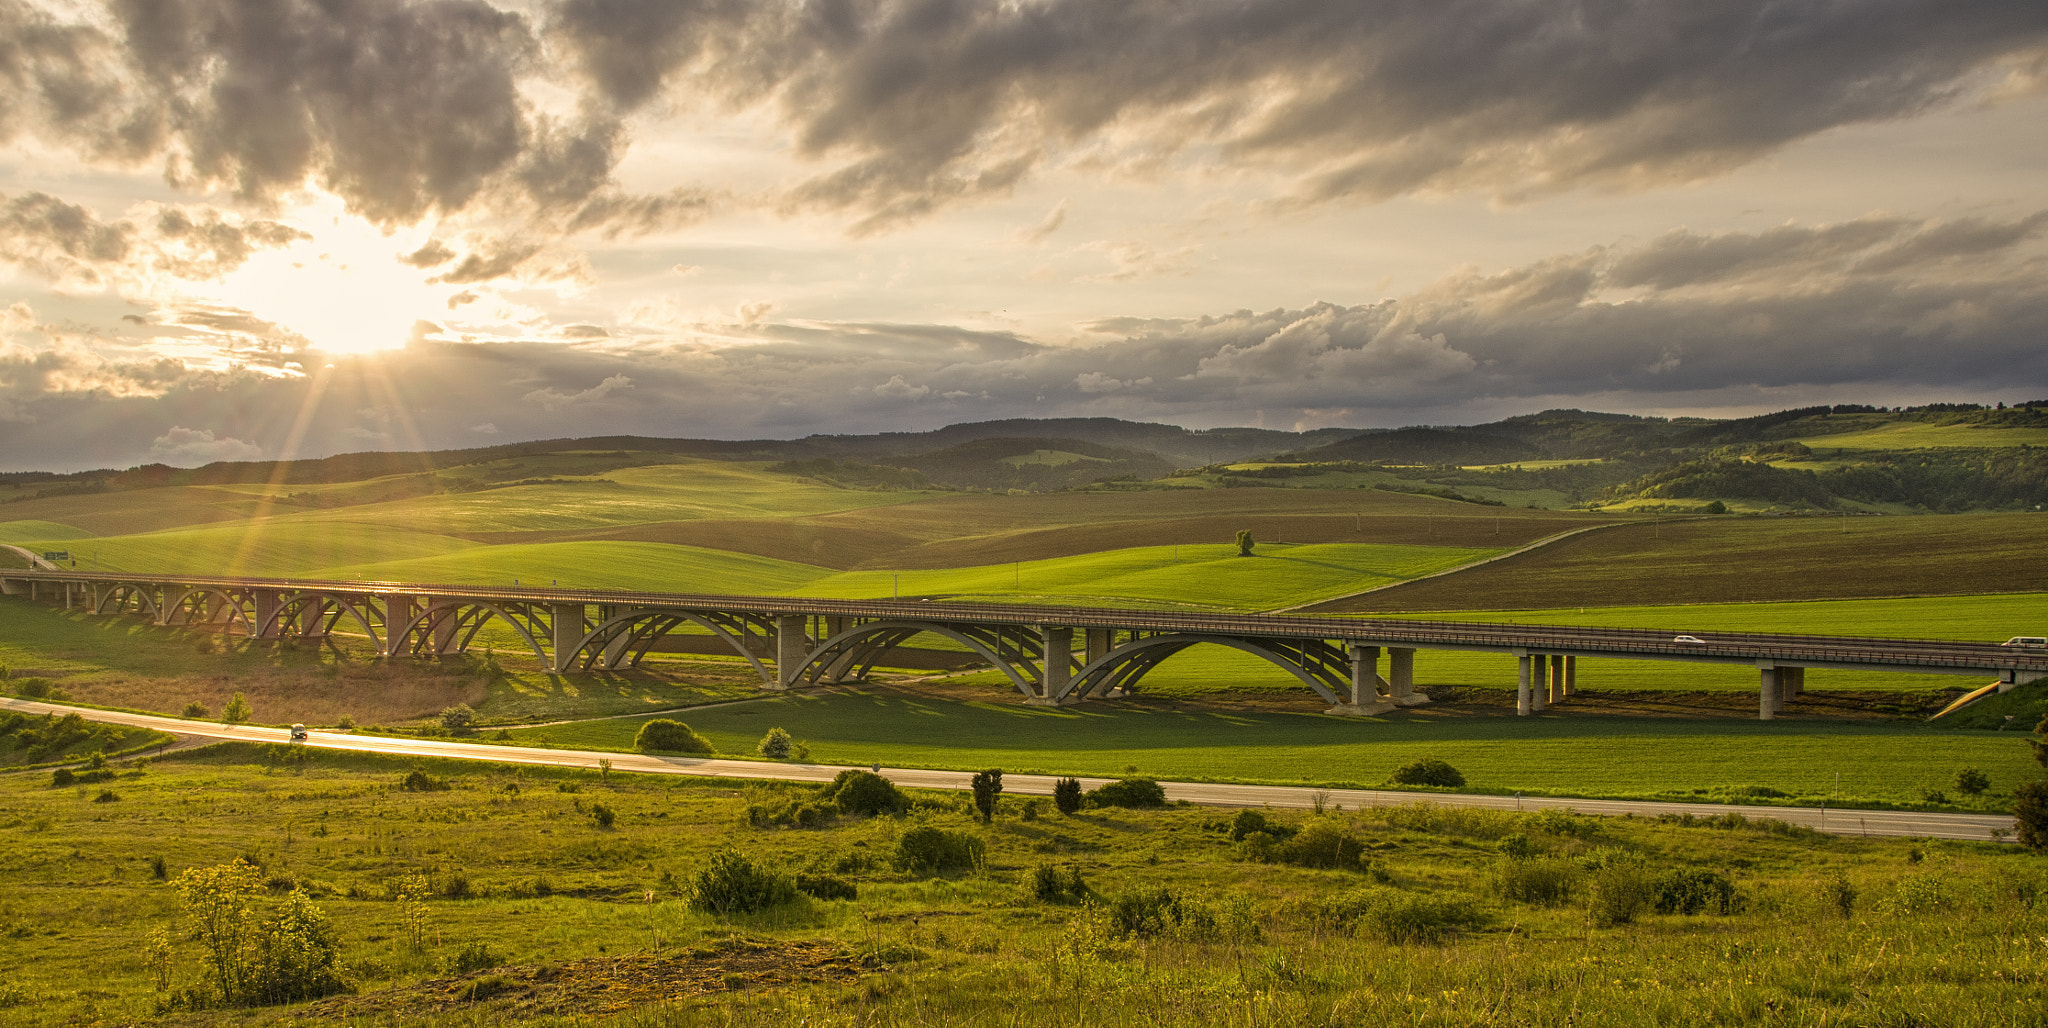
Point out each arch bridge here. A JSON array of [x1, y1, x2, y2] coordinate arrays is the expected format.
[[3, 570, 2044, 720]]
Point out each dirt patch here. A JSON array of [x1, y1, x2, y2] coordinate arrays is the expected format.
[[309, 939, 862, 1019]]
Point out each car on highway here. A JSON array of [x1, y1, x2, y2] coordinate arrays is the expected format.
[[2003, 636, 2048, 648], [1671, 635, 1707, 645], [289, 724, 309, 741]]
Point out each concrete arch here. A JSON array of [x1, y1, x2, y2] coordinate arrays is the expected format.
[[1064, 634, 1345, 705], [165, 586, 252, 634], [570, 609, 774, 681], [799, 620, 1039, 697], [257, 592, 380, 647], [392, 601, 547, 663], [94, 584, 157, 620]]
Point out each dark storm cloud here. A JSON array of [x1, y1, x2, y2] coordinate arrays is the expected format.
[[0, 191, 306, 284], [6, 211, 2045, 469], [553, 0, 2048, 226]]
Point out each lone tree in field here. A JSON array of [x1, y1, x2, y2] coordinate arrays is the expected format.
[[221, 692, 252, 725], [635, 719, 714, 754], [971, 768, 1004, 822], [757, 727, 794, 759], [1053, 777, 1083, 815], [1235, 529, 1254, 556]]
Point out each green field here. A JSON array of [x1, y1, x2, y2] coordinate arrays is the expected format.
[[501, 690, 2036, 810], [17, 522, 479, 578], [1791, 421, 2048, 450], [3, 742, 2041, 1027]]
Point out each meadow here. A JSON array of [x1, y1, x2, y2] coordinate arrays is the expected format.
[[0, 742, 2041, 1027], [501, 688, 2038, 811]]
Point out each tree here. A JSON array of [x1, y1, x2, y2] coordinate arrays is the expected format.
[[1955, 768, 1990, 796], [221, 692, 251, 725], [2017, 715, 2048, 853], [438, 704, 477, 735], [1235, 529, 1255, 556], [1053, 777, 1083, 815], [757, 727, 793, 759], [970, 768, 1003, 822]]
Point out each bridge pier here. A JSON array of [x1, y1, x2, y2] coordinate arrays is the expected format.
[[1564, 656, 1577, 697], [1030, 626, 1073, 704], [1530, 653, 1549, 712], [774, 614, 806, 689], [253, 589, 282, 639], [1758, 666, 1778, 720], [380, 594, 416, 656], [1549, 654, 1566, 705], [1517, 652, 1532, 715], [1328, 642, 1395, 715], [1389, 647, 1427, 705], [550, 603, 584, 672]]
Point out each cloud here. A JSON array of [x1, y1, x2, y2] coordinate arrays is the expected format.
[[869, 374, 929, 399], [0, 191, 308, 286], [1019, 199, 1068, 246], [148, 425, 262, 464], [523, 372, 633, 411]]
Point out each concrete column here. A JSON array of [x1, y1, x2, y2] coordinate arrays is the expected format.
[[826, 615, 849, 640], [1389, 647, 1425, 705], [298, 595, 326, 637], [774, 614, 807, 689], [1039, 626, 1073, 702], [550, 603, 585, 672], [1530, 653, 1549, 712], [1758, 667, 1777, 721], [1517, 653, 1532, 715], [253, 589, 282, 639], [1550, 655, 1566, 704], [1350, 644, 1381, 705], [1086, 629, 1112, 665], [380, 594, 417, 656], [426, 598, 457, 654], [1786, 667, 1804, 697], [1564, 656, 1577, 697]]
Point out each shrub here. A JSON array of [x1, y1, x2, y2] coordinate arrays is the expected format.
[[182, 702, 210, 719], [438, 705, 478, 735], [1498, 833, 1540, 859], [94, 789, 118, 803], [819, 769, 907, 817], [689, 850, 798, 916], [634, 719, 714, 754], [1492, 857, 1576, 905], [1032, 864, 1089, 904], [174, 862, 349, 1007], [50, 767, 74, 787], [1586, 853, 1656, 926], [1821, 872, 1857, 918], [221, 692, 252, 725], [1302, 888, 1487, 944], [745, 794, 836, 828], [448, 942, 501, 975], [1654, 868, 1737, 915], [1087, 777, 1166, 809], [334, 715, 354, 731], [894, 826, 985, 875], [588, 803, 616, 829], [1955, 768, 1990, 796], [399, 769, 451, 792], [1230, 809, 1293, 842], [1021, 798, 1044, 821], [2018, 780, 2048, 853], [1053, 777, 1083, 815], [757, 727, 793, 759], [970, 768, 1003, 822], [794, 873, 858, 901], [1273, 818, 1365, 870], [1389, 758, 1465, 788]]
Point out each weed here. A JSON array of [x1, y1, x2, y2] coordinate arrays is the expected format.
[[446, 942, 501, 975]]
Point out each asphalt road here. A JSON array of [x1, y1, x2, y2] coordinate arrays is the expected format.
[[11, 698, 2016, 842]]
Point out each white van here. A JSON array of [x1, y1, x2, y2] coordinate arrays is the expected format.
[[2002, 636, 2047, 649]]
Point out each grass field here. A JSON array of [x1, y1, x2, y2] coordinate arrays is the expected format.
[[14, 522, 480, 578], [1320, 511, 2048, 611], [1790, 421, 2048, 450], [315, 540, 835, 594], [0, 741, 2041, 1027], [500, 689, 2037, 810]]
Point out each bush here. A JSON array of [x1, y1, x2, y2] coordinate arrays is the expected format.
[[794, 873, 858, 901], [689, 850, 798, 916], [1492, 857, 1576, 905], [970, 768, 1003, 822], [16, 678, 67, 700], [819, 769, 907, 817], [894, 826, 985, 875], [448, 942, 501, 975], [1053, 777, 1083, 815], [183, 702, 210, 719], [221, 692, 252, 725], [1821, 871, 1858, 918], [757, 727, 793, 759], [1087, 777, 1166, 809], [1389, 758, 1465, 788], [1301, 888, 1487, 944], [1955, 768, 1990, 796], [1032, 864, 1089, 904], [1230, 809, 1293, 842], [399, 769, 451, 792], [1273, 818, 1366, 870], [588, 803, 616, 829], [1654, 868, 1737, 915], [2018, 780, 2048, 853], [1586, 853, 1656, 926], [174, 862, 350, 1007], [745, 793, 836, 828], [634, 719, 714, 754], [438, 705, 477, 735], [1497, 833, 1540, 859], [335, 715, 354, 731], [50, 767, 74, 787]]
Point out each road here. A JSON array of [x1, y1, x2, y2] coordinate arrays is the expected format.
[[7, 698, 2015, 842]]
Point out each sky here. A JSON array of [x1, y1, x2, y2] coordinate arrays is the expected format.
[[2, 0, 2047, 472]]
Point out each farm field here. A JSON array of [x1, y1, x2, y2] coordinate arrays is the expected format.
[[1790, 420, 2048, 450], [0, 742, 2040, 1028], [503, 688, 2039, 811], [1320, 511, 2048, 611]]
